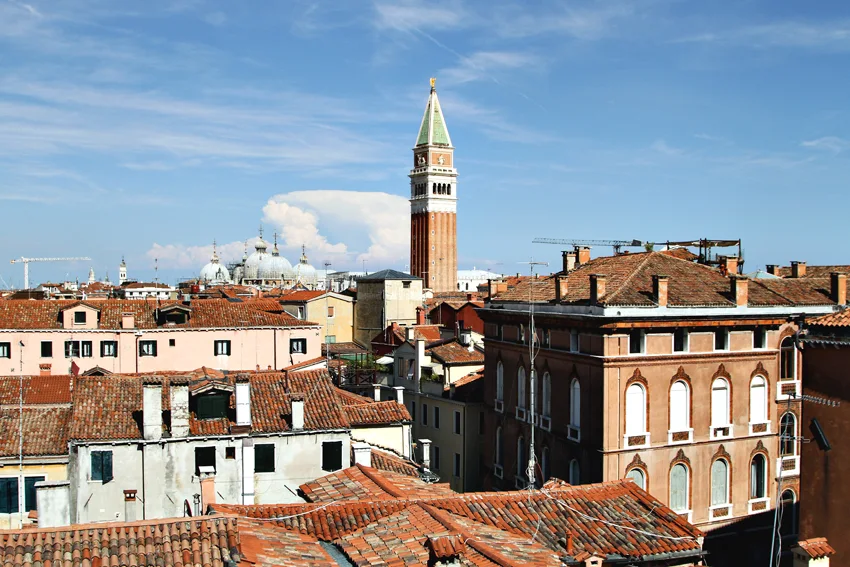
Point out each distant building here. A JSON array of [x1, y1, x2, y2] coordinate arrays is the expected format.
[[456, 268, 503, 292], [116, 281, 175, 300], [353, 270, 423, 348], [277, 289, 355, 344]]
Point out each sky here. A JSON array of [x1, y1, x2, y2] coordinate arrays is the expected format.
[[1, 0, 850, 286]]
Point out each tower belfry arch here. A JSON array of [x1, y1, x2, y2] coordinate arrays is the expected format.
[[409, 78, 458, 292]]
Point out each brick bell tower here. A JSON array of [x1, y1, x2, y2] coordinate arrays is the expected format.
[[410, 78, 458, 292]]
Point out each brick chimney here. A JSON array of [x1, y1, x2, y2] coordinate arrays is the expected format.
[[652, 275, 668, 307], [562, 251, 577, 273], [575, 246, 591, 266], [416, 306, 426, 325], [720, 256, 739, 276], [199, 469, 216, 509], [589, 274, 606, 304], [791, 261, 807, 278], [731, 276, 748, 307], [142, 377, 162, 441], [39, 363, 51, 376], [555, 276, 569, 303], [831, 272, 847, 305], [766, 264, 780, 277]]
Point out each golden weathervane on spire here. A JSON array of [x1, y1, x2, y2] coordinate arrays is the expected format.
[[430, 77, 436, 89]]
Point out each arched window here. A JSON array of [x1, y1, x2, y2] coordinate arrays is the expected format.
[[780, 413, 797, 456], [517, 436, 526, 479], [670, 380, 689, 431], [569, 459, 580, 485], [447, 185, 451, 196], [542, 372, 552, 418], [517, 367, 527, 410], [625, 383, 646, 435], [542, 447, 550, 482], [570, 378, 581, 428], [626, 468, 646, 490], [780, 490, 798, 536], [670, 463, 689, 512], [781, 337, 795, 380], [750, 376, 767, 423], [432, 183, 436, 193], [495, 426, 503, 466], [711, 459, 729, 506], [711, 378, 730, 426], [496, 362, 504, 402], [750, 454, 767, 499]]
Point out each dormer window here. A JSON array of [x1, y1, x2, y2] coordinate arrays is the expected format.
[[196, 393, 229, 420], [74, 311, 86, 324]]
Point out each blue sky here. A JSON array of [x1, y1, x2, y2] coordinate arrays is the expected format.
[[1, 0, 849, 286]]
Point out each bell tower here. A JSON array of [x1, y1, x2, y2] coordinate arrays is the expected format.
[[410, 78, 458, 292]]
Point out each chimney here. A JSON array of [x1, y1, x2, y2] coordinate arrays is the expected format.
[[416, 307, 426, 325], [142, 378, 162, 441], [791, 261, 807, 278], [731, 276, 748, 307], [291, 394, 305, 430], [373, 383, 382, 402], [170, 377, 189, 438], [393, 386, 404, 405], [199, 468, 216, 509], [766, 264, 780, 277], [562, 251, 577, 273], [575, 246, 591, 266], [419, 438, 432, 470], [352, 442, 372, 467], [720, 256, 739, 276], [121, 312, 135, 329], [123, 490, 137, 522], [39, 363, 51, 376], [555, 276, 569, 303], [831, 272, 847, 305], [652, 275, 668, 307], [414, 338, 426, 391], [36, 481, 71, 528], [589, 274, 606, 304], [466, 293, 473, 301], [236, 377, 251, 427], [406, 326, 416, 342]]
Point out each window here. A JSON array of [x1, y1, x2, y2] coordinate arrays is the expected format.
[[629, 330, 645, 354], [753, 327, 766, 349], [422, 403, 428, 426], [670, 463, 689, 512], [714, 328, 729, 351], [517, 437, 525, 479], [570, 330, 579, 352], [433, 446, 441, 471], [780, 337, 795, 379], [139, 340, 157, 357], [255, 444, 275, 473], [542, 448, 550, 482], [711, 459, 729, 506], [64, 341, 80, 358], [24, 476, 45, 512], [496, 362, 504, 402], [169, 338, 176, 347], [0, 343, 9, 359], [453, 453, 461, 478], [627, 468, 645, 490], [225, 447, 236, 459], [750, 454, 767, 499], [410, 401, 415, 422], [454, 410, 461, 435], [74, 311, 86, 324], [214, 340, 231, 356], [711, 379, 730, 426], [670, 380, 689, 431], [750, 376, 767, 423], [194, 446, 216, 475], [91, 450, 113, 482], [290, 338, 307, 354], [495, 426, 503, 466], [570, 378, 581, 428], [433, 406, 440, 429], [41, 341, 52, 358], [81, 341, 92, 358], [517, 367, 526, 409], [0, 478, 18, 514], [327, 306, 335, 318], [780, 490, 798, 537], [625, 383, 646, 435], [197, 394, 228, 419], [542, 373, 552, 418], [780, 413, 797, 456], [100, 341, 117, 357], [673, 328, 689, 352], [402, 281, 411, 289], [519, 324, 526, 343], [569, 459, 580, 485]]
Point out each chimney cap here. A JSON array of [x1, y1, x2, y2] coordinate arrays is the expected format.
[[142, 376, 163, 386]]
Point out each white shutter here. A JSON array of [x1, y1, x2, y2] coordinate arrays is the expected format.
[[711, 380, 729, 426], [625, 384, 645, 435], [750, 377, 766, 423], [670, 381, 688, 431]]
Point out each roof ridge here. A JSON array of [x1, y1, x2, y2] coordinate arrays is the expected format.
[[355, 464, 406, 498], [602, 252, 656, 305]]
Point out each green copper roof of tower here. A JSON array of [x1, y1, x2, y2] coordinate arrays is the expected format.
[[415, 84, 452, 147]]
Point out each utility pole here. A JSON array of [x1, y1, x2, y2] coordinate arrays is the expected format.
[[521, 259, 548, 488]]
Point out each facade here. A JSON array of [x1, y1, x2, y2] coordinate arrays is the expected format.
[[116, 282, 176, 300], [278, 289, 355, 344], [0, 299, 322, 376], [409, 79, 458, 293], [478, 251, 842, 537], [353, 270, 423, 348], [457, 268, 503, 292]]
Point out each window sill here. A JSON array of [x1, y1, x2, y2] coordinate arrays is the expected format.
[[667, 428, 694, 445], [493, 464, 503, 479], [709, 504, 732, 520], [748, 421, 771, 436], [567, 425, 580, 442], [747, 497, 770, 514], [494, 400, 504, 413], [777, 455, 799, 478], [623, 433, 650, 449], [709, 425, 734, 440]]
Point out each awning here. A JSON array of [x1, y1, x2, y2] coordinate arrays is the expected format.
[[375, 356, 393, 365]]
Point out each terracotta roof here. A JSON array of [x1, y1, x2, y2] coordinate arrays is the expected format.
[[495, 251, 836, 307], [239, 518, 336, 566], [0, 376, 72, 405], [343, 401, 411, 426], [796, 537, 836, 559], [427, 340, 484, 365], [373, 323, 444, 347], [214, 476, 703, 565], [808, 308, 850, 327], [776, 265, 850, 278], [322, 341, 368, 355], [0, 299, 312, 329], [661, 248, 699, 261], [278, 290, 327, 302], [281, 356, 327, 371], [300, 463, 455, 502], [0, 407, 71, 457], [367, 447, 421, 477], [123, 282, 172, 289]]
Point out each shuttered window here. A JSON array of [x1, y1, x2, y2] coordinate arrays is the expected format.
[[25, 476, 45, 511], [711, 460, 729, 506], [750, 376, 767, 423], [0, 479, 18, 514], [625, 383, 646, 435], [570, 379, 581, 428], [780, 413, 796, 456], [91, 451, 113, 482], [670, 463, 689, 512], [711, 379, 730, 426], [670, 381, 689, 431]]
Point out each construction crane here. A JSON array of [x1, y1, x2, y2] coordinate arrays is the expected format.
[[9, 257, 92, 290], [532, 238, 644, 255]]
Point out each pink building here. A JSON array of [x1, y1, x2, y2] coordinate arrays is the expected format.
[[0, 299, 321, 376]]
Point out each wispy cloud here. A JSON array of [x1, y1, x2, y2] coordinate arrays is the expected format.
[[801, 136, 850, 154], [373, 0, 470, 32], [490, 2, 635, 40], [440, 51, 540, 84], [674, 21, 850, 51], [650, 139, 685, 157], [203, 11, 227, 26]]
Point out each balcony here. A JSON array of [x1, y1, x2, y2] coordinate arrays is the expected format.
[[622, 432, 650, 449], [777, 455, 800, 478], [667, 428, 694, 445], [709, 424, 734, 441], [748, 421, 771, 436]]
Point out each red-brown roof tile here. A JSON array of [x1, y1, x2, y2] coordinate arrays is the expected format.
[[796, 537, 836, 559], [0, 375, 72, 405], [427, 340, 484, 365], [0, 407, 71, 456], [808, 308, 850, 327]]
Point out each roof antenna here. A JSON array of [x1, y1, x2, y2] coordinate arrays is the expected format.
[[521, 258, 548, 489]]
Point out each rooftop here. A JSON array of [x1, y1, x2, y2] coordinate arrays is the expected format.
[[356, 269, 420, 282], [427, 339, 484, 366]]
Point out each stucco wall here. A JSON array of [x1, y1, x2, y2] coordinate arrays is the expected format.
[[0, 462, 66, 529]]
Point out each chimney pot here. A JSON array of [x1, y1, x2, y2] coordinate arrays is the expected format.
[[393, 386, 404, 405], [589, 274, 607, 304], [652, 275, 669, 307], [555, 276, 569, 303], [766, 264, 780, 276], [405, 326, 415, 341], [352, 442, 372, 467], [562, 251, 578, 273], [731, 276, 749, 307], [418, 438, 432, 470], [791, 261, 807, 278], [199, 469, 216, 509], [291, 394, 305, 430], [170, 379, 190, 438], [720, 256, 739, 276], [575, 246, 591, 266], [831, 272, 847, 305], [373, 383, 382, 401]]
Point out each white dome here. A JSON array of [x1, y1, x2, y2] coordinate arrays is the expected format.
[[293, 247, 318, 287], [243, 238, 269, 280], [199, 244, 231, 283], [260, 253, 293, 280]]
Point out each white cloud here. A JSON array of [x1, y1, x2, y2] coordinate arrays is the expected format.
[[440, 51, 540, 84], [801, 136, 850, 154], [146, 240, 252, 270], [204, 11, 227, 26], [674, 21, 850, 51], [373, 0, 468, 32], [650, 139, 684, 157]]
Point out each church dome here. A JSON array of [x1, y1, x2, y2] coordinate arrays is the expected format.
[[243, 237, 269, 280], [261, 236, 293, 281], [200, 243, 232, 283], [293, 246, 318, 288]]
